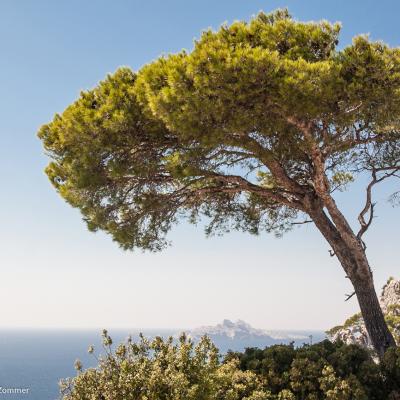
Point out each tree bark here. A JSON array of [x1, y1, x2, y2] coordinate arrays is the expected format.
[[352, 275, 396, 358], [306, 198, 396, 359]]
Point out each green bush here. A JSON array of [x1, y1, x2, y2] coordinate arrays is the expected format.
[[381, 346, 400, 395], [60, 330, 268, 400], [229, 340, 398, 400], [61, 332, 399, 400]]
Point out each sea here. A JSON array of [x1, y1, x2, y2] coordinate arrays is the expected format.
[[0, 329, 326, 400]]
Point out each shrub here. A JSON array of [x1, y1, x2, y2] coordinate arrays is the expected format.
[[227, 340, 388, 400], [381, 346, 400, 397], [61, 333, 399, 400], [60, 330, 269, 400]]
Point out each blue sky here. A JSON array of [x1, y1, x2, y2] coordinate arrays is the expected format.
[[0, 0, 399, 330]]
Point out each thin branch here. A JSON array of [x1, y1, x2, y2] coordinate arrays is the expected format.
[[291, 219, 313, 225], [357, 168, 398, 242], [345, 292, 356, 301]]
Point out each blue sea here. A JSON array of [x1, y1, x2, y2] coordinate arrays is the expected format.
[[0, 329, 326, 400]]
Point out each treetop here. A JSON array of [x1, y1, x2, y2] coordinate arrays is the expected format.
[[38, 10, 400, 250]]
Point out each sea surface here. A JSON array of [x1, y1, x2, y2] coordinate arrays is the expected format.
[[0, 329, 326, 400]]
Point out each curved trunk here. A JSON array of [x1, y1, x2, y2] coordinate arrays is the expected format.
[[275, 108, 397, 358], [352, 275, 396, 357], [307, 201, 396, 359]]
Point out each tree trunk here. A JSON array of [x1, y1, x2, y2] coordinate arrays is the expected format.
[[307, 200, 396, 359], [352, 275, 396, 358]]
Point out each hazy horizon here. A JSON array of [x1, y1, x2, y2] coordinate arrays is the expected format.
[[0, 319, 328, 331]]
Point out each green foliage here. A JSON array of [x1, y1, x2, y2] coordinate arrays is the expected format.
[[325, 326, 343, 337], [381, 346, 400, 394], [38, 10, 400, 250], [342, 314, 363, 329], [60, 331, 268, 400], [326, 307, 400, 345], [61, 334, 400, 400], [227, 340, 391, 399], [331, 172, 354, 191], [325, 314, 363, 338], [225, 345, 295, 393], [387, 277, 396, 285], [385, 304, 400, 344], [38, 68, 178, 251]]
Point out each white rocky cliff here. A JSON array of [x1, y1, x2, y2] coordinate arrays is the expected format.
[[327, 277, 400, 349]]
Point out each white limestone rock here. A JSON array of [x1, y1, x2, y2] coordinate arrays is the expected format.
[[327, 277, 400, 349]]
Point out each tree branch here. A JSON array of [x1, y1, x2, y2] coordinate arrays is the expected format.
[[291, 219, 313, 225], [345, 292, 356, 301], [231, 132, 307, 197], [203, 173, 305, 210], [357, 167, 399, 243]]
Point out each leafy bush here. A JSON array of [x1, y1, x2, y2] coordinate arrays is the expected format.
[[61, 332, 400, 400], [228, 340, 400, 399], [60, 330, 268, 400], [381, 346, 400, 395]]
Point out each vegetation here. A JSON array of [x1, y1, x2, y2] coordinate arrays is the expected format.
[[385, 305, 400, 345], [38, 9, 400, 357], [326, 309, 400, 346], [325, 314, 363, 338], [61, 331, 265, 400], [60, 332, 400, 400]]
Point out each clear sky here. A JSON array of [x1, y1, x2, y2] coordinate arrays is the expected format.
[[0, 0, 399, 331]]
